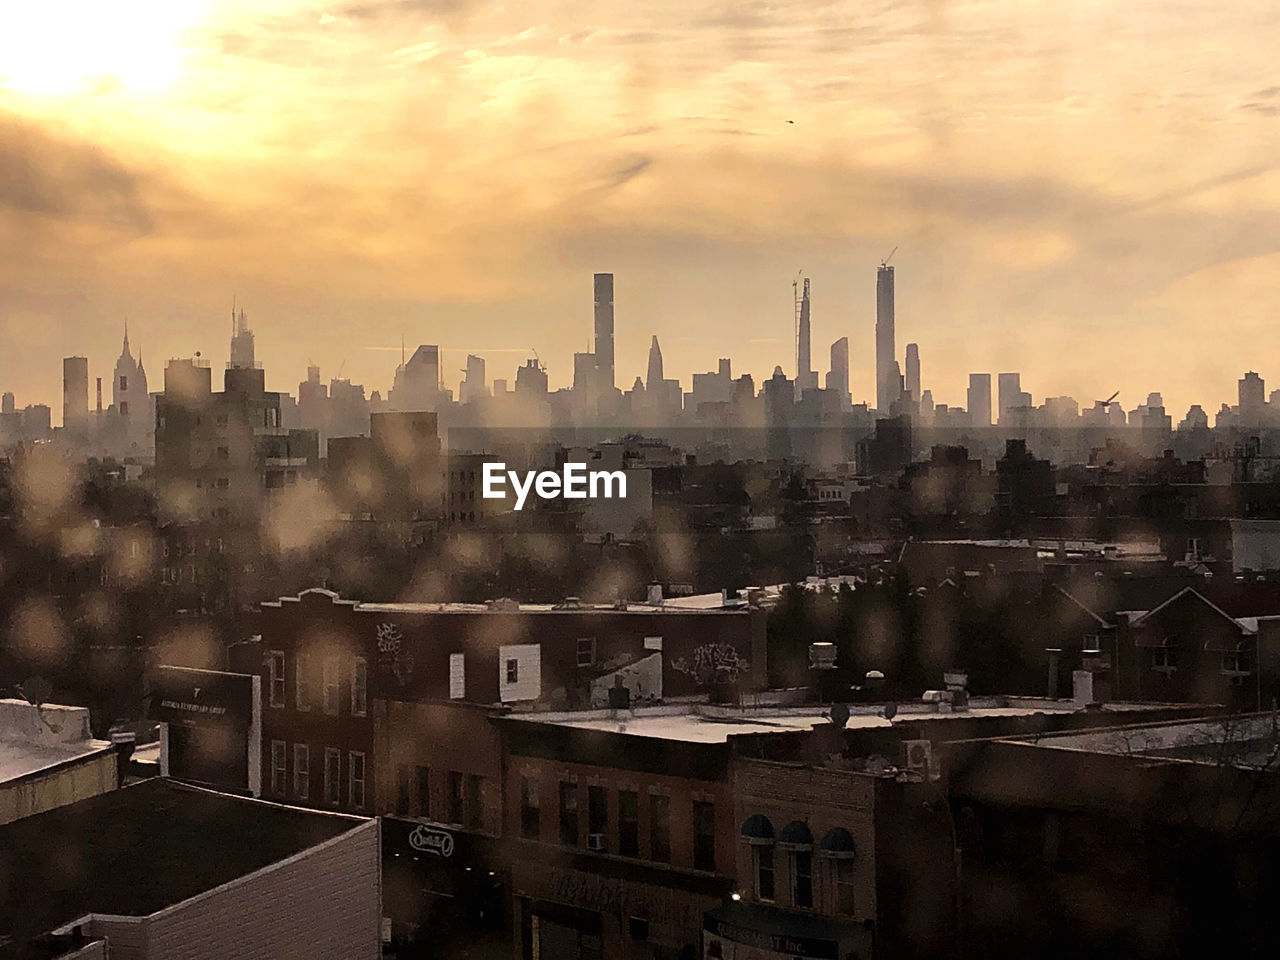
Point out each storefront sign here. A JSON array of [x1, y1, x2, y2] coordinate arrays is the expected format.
[[409, 824, 455, 858]]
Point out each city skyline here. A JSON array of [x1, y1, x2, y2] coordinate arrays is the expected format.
[[4, 2, 1280, 417], [6, 266, 1280, 426]]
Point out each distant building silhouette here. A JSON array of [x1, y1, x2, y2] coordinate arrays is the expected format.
[[905, 342, 921, 401], [826, 337, 850, 408], [594, 273, 614, 394], [876, 263, 897, 412], [968, 373, 992, 428]]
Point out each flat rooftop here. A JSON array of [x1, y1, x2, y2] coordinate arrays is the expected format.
[[507, 698, 1179, 744], [1013, 713, 1278, 768], [0, 700, 112, 787], [0, 778, 370, 952]]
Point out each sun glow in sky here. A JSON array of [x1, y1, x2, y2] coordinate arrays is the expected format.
[[0, 2, 208, 97], [2, 1, 1279, 416]]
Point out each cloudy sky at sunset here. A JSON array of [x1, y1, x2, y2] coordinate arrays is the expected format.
[[2, 0, 1279, 418]]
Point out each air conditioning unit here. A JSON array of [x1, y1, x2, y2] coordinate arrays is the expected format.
[[903, 739, 934, 780], [587, 833, 607, 852]]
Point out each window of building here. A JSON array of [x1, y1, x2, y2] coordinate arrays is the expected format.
[[791, 851, 813, 908], [217, 446, 229, 460], [576, 638, 596, 668], [349, 752, 366, 810], [295, 651, 311, 711], [832, 859, 856, 915], [449, 653, 465, 700], [119, 375, 128, 391], [1153, 647, 1177, 672], [559, 781, 579, 846], [294, 744, 310, 800], [618, 790, 639, 857], [649, 794, 671, 863], [447, 770, 464, 824], [1187, 537, 1201, 560], [506, 658, 519, 685], [351, 657, 367, 717], [466, 774, 484, 831], [323, 657, 341, 714], [324, 748, 341, 806], [520, 776, 540, 839], [270, 740, 286, 795], [267, 651, 285, 708], [396, 764, 411, 815], [119, 401, 128, 416], [754, 846, 776, 901], [693, 801, 716, 872], [587, 785, 607, 851], [415, 766, 431, 818]]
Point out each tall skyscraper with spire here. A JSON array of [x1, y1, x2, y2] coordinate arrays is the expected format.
[[795, 276, 817, 395], [876, 261, 898, 412], [646, 335, 664, 390], [229, 304, 256, 369]]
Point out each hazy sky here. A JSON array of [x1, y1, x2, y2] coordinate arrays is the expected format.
[[2, 0, 1279, 419]]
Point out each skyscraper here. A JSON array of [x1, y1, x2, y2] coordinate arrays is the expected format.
[[905, 343, 920, 400], [876, 262, 897, 412], [968, 373, 993, 427], [826, 337, 850, 405], [795, 277, 817, 395], [229, 306, 256, 369], [646, 335, 664, 390], [997, 373, 1021, 424], [1240, 371, 1265, 427], [62, 356, 88, 434], [594, 273, 614, 393]]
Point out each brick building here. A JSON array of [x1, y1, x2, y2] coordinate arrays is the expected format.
[[256, 588, 763, 817]]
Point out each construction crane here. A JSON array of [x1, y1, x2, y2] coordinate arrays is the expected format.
[[530, 347, 546, 372], [1098, 391, 1119, 409], [881, 245, 898, 268]]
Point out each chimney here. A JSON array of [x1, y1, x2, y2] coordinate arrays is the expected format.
[[1046, 648, 1062, 699]]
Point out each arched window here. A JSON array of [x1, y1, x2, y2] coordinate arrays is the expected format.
[[819, 827, 857, 915], [741, 815, 775, 901], [779, 821, 814, 908]]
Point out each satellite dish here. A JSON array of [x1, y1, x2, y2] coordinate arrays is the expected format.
[[883, 702, 898, 722], [19, 676, 52, 707], [830, 703, 850, 729]]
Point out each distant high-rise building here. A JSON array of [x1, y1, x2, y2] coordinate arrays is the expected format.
[[112, 325, 148, 424], [515, 358, 548, 397], [1239, 371, 1265, 426], [905, 343, 920, 400], [1, 392, 13, 416], [997, 373, 1021, 423], [875, 263, 898, 412], [826, 337, 850, 406], [460, 354, 487, 405], [390, 345, 442, 411], [594, 274, 615, 393], [229, 306, 256, 369], [62, 356, 89, 434], [646, 336, 664, 391], [968, 373, 992, 427], [795, 277, 817, 395]]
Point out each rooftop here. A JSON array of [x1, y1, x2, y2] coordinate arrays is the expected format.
[[506, 697, 1176, 744], [0, 778, 370, 952], [1013, 713, 1280, 768], [0, 700, 112, 787]]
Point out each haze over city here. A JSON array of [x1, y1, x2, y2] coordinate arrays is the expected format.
[[4, 0, 1280, 414]]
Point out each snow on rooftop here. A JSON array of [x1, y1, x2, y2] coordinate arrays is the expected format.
[[0, 699, 112, 786], [507, 697, 1151, 743]]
